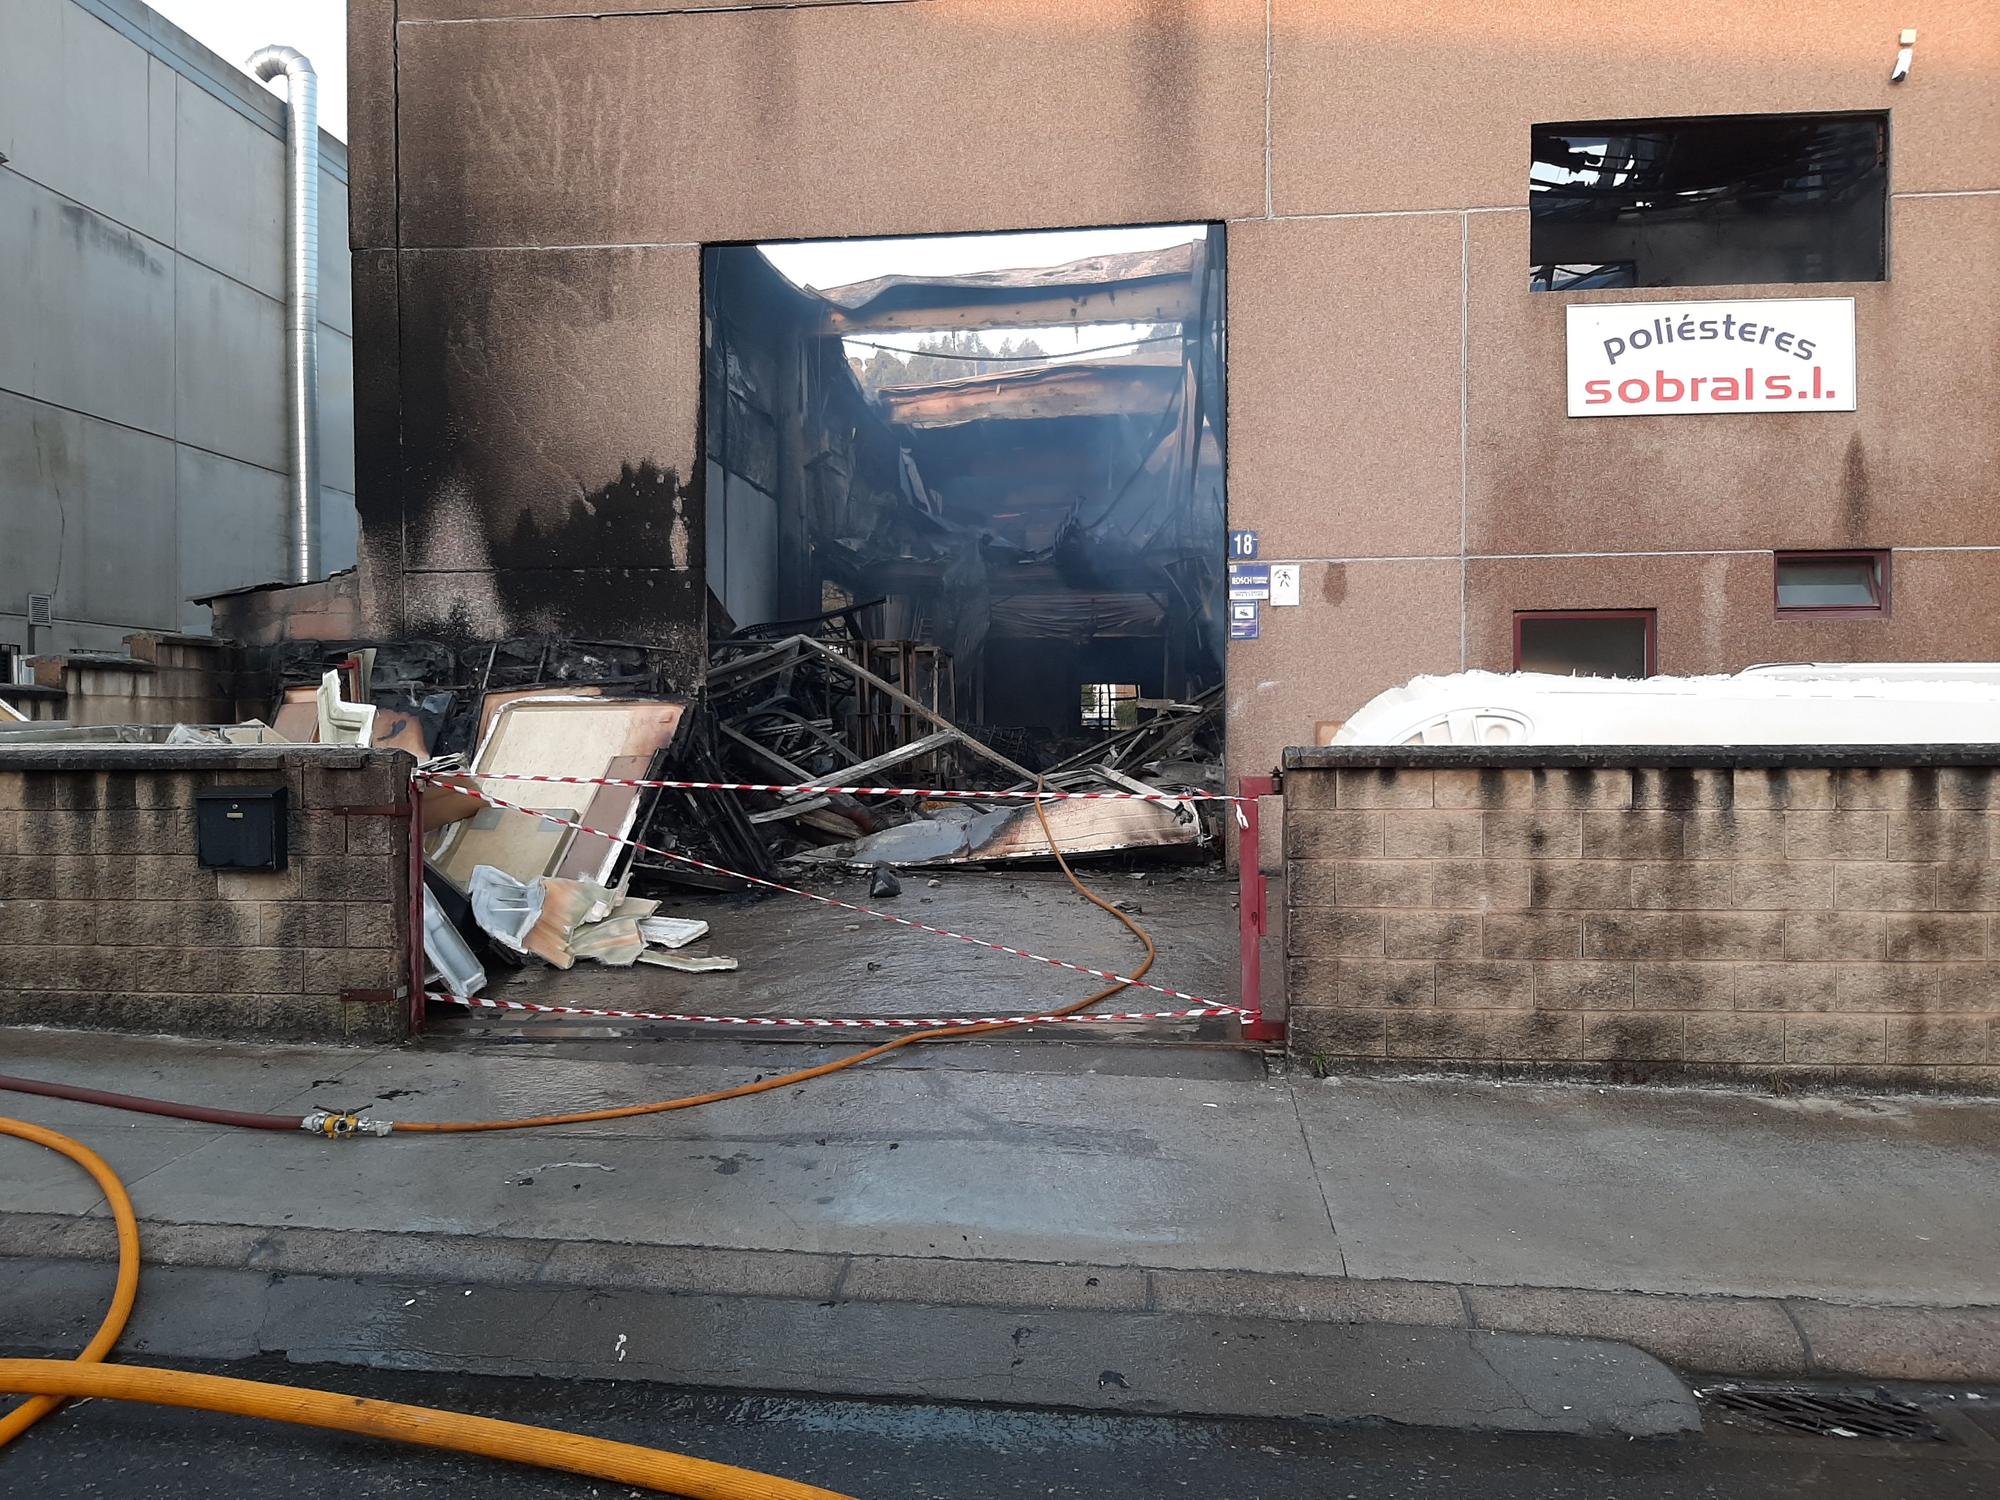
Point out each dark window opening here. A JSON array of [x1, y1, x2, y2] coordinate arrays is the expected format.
[[1775, 550, 1888, 615], [1530, 113, 1887, 291], [1514, 610, 1656, 679], [702, 226, 1226, 778]]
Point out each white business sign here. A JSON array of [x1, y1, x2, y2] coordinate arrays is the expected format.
[[1565, 298, 1855, 417]]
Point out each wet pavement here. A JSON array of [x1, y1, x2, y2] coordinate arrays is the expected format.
[[9, 1357, 1997, 1498], [455, 865, 1239, 1028], [5, 846, 1998, 1399], [7, 1027, 1997, 1311]]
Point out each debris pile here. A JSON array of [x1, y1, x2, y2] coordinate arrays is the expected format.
[[210, 636, 736, 998], [209, 628, 1218, 1006], [703, 624, 1221, 871], [467, 868, 736, 974]]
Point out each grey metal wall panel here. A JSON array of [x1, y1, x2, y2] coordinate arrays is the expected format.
[[317, 173, 353, 336], [0, 391, 65, 612], [318, 327, 356, 494], [173, 74, 285, 300], [0, 170, 176, 438], [65, 409, 179, 627], [2, 0, 357, 652], [174, 256, 285, 472], [0, 0, 174, 243], [175, 445, 288, 605], [145, 56, 176, 232], [0, 615, 132, 655], [0, 391, 177, 631]]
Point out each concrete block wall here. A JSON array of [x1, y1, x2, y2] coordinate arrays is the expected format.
[[27, 633, 237, 726], [0, 746, 414, 1043], [1284, 750, 2000, 1092]]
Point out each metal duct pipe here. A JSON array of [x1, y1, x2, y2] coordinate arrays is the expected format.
[[247, 45, 320, 584]]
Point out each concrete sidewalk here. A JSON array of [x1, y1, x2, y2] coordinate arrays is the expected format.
[[1, 1024, 1996, 1411]]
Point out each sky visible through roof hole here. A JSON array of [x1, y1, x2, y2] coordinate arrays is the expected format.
[[761, 224, 1206, 364]]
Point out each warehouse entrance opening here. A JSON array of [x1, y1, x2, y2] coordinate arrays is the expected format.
[[700, 225, 1226, 774]]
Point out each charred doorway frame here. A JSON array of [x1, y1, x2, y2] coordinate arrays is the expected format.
[[696, 223, 1229, 758]]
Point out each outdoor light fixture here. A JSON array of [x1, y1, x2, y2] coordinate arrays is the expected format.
[[1890, 28, 1916, 83]]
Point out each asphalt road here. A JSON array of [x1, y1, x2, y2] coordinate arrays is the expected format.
[[4, 1358, 1996, 1499]]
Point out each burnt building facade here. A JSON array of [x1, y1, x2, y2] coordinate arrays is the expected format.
[[347, 1, 2000, 786]]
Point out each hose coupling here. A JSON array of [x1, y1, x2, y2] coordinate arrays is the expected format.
[[301, 1109, 392, 1139]]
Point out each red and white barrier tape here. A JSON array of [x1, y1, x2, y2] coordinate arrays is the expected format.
[[416, 769, 1247, 805], [433, 992, 1252, 1029], [429, 780, 1217, 1005]]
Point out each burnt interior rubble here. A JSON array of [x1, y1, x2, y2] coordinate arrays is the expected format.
[[695, 232, 1227, 860], [69, 236, 1235, 999]]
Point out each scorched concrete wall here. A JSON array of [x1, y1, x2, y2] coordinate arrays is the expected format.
[[345, 1, 2000, 781]]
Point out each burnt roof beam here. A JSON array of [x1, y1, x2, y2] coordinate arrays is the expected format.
[[877, 363, 1182, 428], [811, 276, 1201, 335]]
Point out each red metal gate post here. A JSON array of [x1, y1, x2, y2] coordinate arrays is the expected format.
[[407, 775, 427, 1035], [1235, 773, 1284, 1043]]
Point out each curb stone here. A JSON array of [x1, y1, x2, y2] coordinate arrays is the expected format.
[[2, 1213, 1994, 1384]]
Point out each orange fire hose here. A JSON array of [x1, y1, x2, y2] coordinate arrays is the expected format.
[[0, 799, 1155, 1493], [0, 1121, 139, 1449], [0, 1357, 856, 1497], [0, 1116, 852, 1497]]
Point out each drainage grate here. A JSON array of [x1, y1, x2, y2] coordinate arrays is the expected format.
[[1697, 1384, 1948, 1443]]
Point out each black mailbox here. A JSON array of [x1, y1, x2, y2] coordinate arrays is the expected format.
[[194, 785, 289, 871]]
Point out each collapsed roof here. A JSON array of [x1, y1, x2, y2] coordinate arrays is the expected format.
[[708, 231, 1225, 728], [803, 243, 1203, 333], [874, 351, 1183, 428]]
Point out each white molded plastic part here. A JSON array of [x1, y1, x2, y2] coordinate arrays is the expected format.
[[423, 888, 488, 997], [638, 916, 711, 950], [468, 864, 543, 953], [315, 669, 376, 745]]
